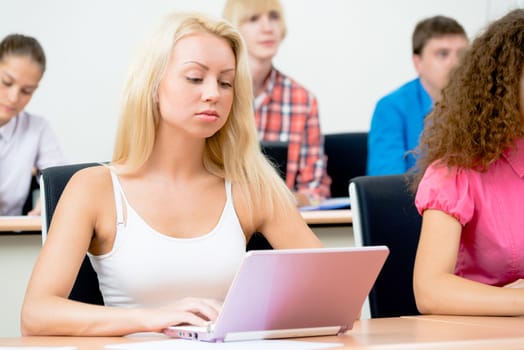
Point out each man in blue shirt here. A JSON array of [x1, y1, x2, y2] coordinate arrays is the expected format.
[[367, 16, 468, 175]]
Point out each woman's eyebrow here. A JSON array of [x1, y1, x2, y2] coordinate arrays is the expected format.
[[183, 61, 235, 74]]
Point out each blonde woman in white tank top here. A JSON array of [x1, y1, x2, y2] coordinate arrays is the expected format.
[[21, 12, 323, 337]]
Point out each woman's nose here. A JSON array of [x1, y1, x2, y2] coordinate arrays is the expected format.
[[202, 80, 219, 102], [7, 87, 20, 104]]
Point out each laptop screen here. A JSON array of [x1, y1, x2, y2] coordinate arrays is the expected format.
[[166, 246, 389, 342]]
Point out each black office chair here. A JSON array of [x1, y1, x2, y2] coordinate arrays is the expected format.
[[247, 133, 368, 250], [260, 140, 288, 181], [41, 162, 104, 305], [22, 174, 40, 215], [246, 232, 273, 251], [324, 132, 368, 198], [349, 174, 422, 318]]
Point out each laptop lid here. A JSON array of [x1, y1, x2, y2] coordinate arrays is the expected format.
[[166, 246, 389, 342], [260, 140, 288, 180]]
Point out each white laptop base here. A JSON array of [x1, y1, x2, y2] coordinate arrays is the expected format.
[[165, 325, 343, 342]]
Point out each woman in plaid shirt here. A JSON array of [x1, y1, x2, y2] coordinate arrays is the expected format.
[[224, 0, 331, 207]]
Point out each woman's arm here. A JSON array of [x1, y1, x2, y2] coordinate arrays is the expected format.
[[235, 179, 323, 250], [254, 189, 323, 249], [413, 209, 524, 316], [262, 205, 323, 249], [21, 168, 219, 336]]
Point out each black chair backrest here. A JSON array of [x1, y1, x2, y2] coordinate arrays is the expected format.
[[246, 232, 273, 251], [324, 132, 368, 198], [350, 174, 422, 318], [260, 140, 288, 181], [41, 162, 104, 305], [22, 174, 40, 215]]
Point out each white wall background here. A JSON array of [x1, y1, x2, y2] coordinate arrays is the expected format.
[[1, 0, 522, 162]]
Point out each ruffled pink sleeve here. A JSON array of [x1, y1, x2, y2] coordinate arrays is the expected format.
[[415, 163, 474, 225]]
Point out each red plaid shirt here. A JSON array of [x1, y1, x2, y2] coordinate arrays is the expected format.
[[254, 67, 331, 201]]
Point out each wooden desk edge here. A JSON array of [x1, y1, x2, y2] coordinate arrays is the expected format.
[[2, 317, 524, 349], [0, 216, 42, 232], [301, 209, 352, 225], [1, 210, 352, 232]]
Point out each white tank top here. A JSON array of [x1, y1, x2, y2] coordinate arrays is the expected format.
[[88, 169, 246, 308]]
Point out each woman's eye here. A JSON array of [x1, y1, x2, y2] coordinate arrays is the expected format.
[[2, 80, 12, 87], [219, 81, 233, 88], [186, 77, 203, 84]]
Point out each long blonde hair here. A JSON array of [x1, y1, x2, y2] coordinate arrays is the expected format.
[[112, 12, 294, 220]]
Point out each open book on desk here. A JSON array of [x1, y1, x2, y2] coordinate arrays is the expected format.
[[299, 197, 350, 211]]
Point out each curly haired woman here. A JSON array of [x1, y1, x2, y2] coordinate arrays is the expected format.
[[411, 9, 524, 316]]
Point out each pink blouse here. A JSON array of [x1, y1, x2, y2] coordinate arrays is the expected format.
[[415, 139, 524, 286]]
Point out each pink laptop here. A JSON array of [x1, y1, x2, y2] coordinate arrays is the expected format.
[[165, 246, 389, 342]]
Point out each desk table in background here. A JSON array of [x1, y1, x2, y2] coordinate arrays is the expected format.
[[0, 210, 352, 232], [0, 316, 523, 349], [0, 216, 41, 232], [301, 209, 352, 225]]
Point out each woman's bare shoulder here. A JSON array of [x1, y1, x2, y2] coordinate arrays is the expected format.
[[62, 164, 113, 195], [230, 181, 279, 233]]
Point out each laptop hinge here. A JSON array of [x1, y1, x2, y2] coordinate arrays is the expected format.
[[337, 325, 350, 335]]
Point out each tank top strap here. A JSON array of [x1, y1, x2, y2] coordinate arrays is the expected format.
[[225, 180, 232, 201], [107, 166, 125, 226]]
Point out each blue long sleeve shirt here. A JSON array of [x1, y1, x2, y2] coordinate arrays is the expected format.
[[366, 78, 432, 175]]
